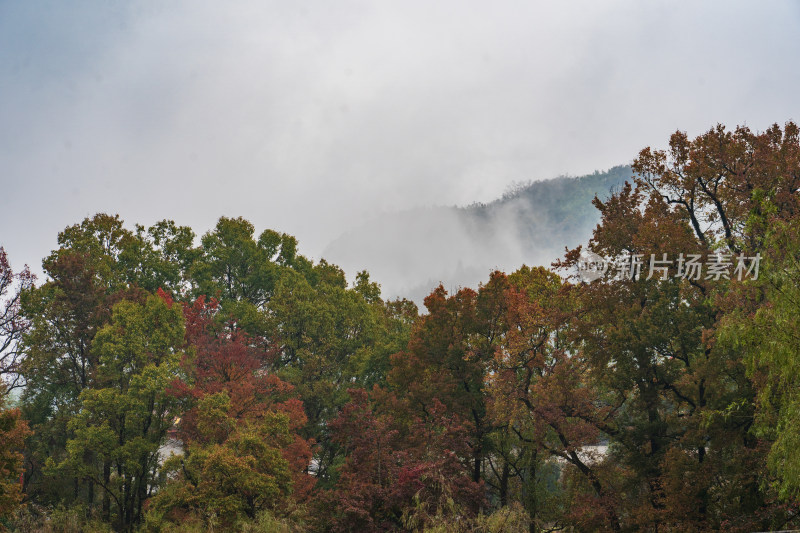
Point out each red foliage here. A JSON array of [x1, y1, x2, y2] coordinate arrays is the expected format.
[[174, 296, 316, 500], [320, 388, 484, 532], [156, 287, 174, 307]]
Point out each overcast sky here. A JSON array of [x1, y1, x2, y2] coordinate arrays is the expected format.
[[1, 1, 798, 287]]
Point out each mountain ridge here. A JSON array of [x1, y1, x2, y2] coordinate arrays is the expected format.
[[324, 165, 632, 303]]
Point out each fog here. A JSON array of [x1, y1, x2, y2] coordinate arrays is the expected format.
[[1, 1, 798, 298], [323, 167, 629, 302], [324, 204, 543, 303]]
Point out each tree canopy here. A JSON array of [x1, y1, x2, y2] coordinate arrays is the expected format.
[[3, 121, 800, 532]]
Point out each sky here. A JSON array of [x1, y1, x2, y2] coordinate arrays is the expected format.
[[1, 1, 799, 294]]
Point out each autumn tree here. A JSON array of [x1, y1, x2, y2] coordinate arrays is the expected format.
[[389, 284, 487, 484], [318, 388, 483, 532], [635, 123, 800, 513], [552, 122, 800, 530], [174, 295, 315, 502], [19, 214, 197, 510], [0, 248, 34, 393], [0, 386, 32, 523], [484, 266, 622, 531], [634, 122, 800, 255], [141, 292, 317, 529]]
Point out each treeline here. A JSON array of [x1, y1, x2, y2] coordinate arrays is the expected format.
[[1, 122, 800, 532]]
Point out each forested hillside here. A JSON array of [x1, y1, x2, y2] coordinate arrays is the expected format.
[[2, 123, 800, 532], [323, 166, 630, 303]]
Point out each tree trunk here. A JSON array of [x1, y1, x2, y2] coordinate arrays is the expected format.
[[499, 461, 510, 507], [102, 461, 111, 521]]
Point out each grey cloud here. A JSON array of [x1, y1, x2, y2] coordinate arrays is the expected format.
[[0, 1, 797, 294]]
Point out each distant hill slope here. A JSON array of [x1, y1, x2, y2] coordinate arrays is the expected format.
[[323, 165, 632, 303]]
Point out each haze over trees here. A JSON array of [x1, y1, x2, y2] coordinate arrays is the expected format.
[[323, 166, 630, 303], [2, 122, 800, 532]]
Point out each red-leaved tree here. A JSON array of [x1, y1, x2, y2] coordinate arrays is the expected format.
[[173, 296, 315, 501]]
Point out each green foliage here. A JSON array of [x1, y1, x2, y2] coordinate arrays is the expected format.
[[15, 213, 415, 530], [192, 216, 296, 306], [19, 250, 113, 509], [486, 165, 632, 250], [8, 504, 114, 533], [720, 216, 800, 501], [266, 266, 415, 482], [8, 125, 800, 533], [48, 213, 197, 295], [53, 293, 186, 530], [145, 394, 295, 530]]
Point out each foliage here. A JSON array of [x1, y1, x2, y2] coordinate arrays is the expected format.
[[317, 388, 484, 532], [52, 292, 185, 530], [720, 216, 800, 501], [19, 250, 115, 509], [0, 387, 31, 522], [144, 397, 295, 530], [143, 294, 316, 530], [0, 248, 34, 393], [7, 122, 800, 531]]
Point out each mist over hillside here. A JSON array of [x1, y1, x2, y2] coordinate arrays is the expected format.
[[324, 165, 632, 303]]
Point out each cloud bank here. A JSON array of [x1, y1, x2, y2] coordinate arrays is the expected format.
[[1, 1, 798, 292]]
